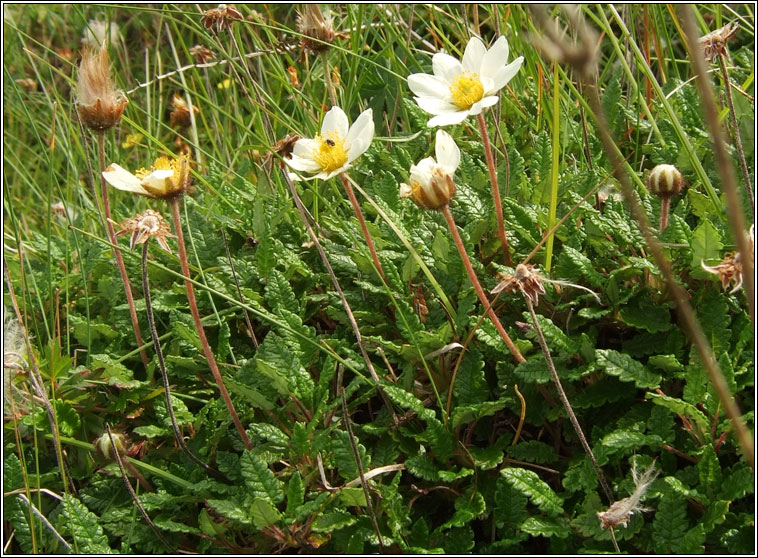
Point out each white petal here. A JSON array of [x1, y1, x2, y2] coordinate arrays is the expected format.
[[435, 130, 460, 172], [415, 96, 458, 116], [432, 52, 463, 82], [490, 57, 523, 92], [292, 138, 318, 159], [102, 164, 149, 195], [286, 153, 322, 173], [427, 110, 470, 127], [480, 36, 510, 79], [141, 169, 174, 191], [407, 73, 449, 99], [399, 182, 412, 198], [410, 157, 437, 185], [469, 96, 499, 116], [321, 106, 349, 138], [322, 165, 350, 180], [345, 109, 374, 162], [462, 36, 486, 72]]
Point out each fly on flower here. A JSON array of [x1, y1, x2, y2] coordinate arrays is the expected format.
[[284, 106, 374, 181], [407, 35, 523, 127]]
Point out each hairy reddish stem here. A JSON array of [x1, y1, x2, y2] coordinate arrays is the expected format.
[[97, 133, 149, 369], [340, 173, 386, 280], [169, 197, 252, 450], [441, 205, 524, 363], [477, 113, 512, 266]]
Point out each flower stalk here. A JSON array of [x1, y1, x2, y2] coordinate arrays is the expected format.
[[441, 205, 524, 363], [168, 197, 252, 451], [141, 241, 227, 480], [524, 296, 613, 504], [477, 113, 512, 265], [340, 172, 386, 280]]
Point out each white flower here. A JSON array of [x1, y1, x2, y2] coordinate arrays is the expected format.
[[408, 35, 523, 127], [102, 156, 190, 199], [399, 130, 460, 210], [285, 106, 374, 181]]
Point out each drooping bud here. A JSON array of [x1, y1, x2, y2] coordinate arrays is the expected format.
[[646, 164, 684, 233], [94, 431, 127, 460], [76, 43, 127, 132], [646, 164, 684, 197]]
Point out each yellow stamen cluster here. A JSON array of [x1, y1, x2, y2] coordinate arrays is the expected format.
[[449, 72, 484, 110], [313, 134, 348, 174]]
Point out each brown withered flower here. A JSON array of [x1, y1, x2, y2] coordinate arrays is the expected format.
[[116, 209, 175, 253], [270, 134, 300, 162], [297, 4, 335, 54], [699, 21, 739, 62], [76, 43, 128, 132], [169, 93, 200, 128], [492, 264, 547, 305], [189, 45, 214, 64], [701, 224, 754, 293], [201, 4, 243, 32]]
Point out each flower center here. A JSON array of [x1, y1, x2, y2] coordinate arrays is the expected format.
[[313, 133, 348, 173], [449, 72, 484, 110]]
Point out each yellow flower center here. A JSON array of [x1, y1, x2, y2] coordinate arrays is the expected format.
[[449, 72, 484, 110], [313, 134, 348, 173]]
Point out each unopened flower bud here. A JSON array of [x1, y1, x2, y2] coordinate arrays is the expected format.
[[646, 164, 684, 198], [400, 130, 460, 211], [94, 431, 127, 460], [76, 43, 127, 132]]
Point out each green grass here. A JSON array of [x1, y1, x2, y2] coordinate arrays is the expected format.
[[3, 4, 754, 554]]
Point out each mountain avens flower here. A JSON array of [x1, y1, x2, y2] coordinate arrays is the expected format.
[[76, 43, 128, 132], [285, 106, 374, 180], [407, 35, 523, 127], [400, 129, 460, 210], [103, 155, 191, 199]]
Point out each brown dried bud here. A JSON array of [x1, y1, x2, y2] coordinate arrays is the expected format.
[[189, 45, 214, 64], [169, 93, 200, 128], [297, 4, 335, 54], [699, 21, 739, 62], [646, 164, 684, 198], [76, 43, 127, 132], [201, 4, 243, 32]]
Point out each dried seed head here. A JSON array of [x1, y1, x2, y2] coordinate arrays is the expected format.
[[597, 460, 658, 529], [701, 224, 754, 294], [270, 134, 300, 161], [492, 264, 547, 305], [76, 43, 127, 132], [117, 209, 175, 253], [4, 310, 30, 418], [297, 4, 335, 54], [201, 4, 243, 32], [189, 45, 214, 64], [699, 21, 739, 62], [94, 431, 128, 461], [646, 164, 684, 198], [169, 93, 200, 128]]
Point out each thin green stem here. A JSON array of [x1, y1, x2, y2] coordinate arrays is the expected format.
[[168, 197, 253, 451], [441, 205, 524, 363], [544, 62, 561, 271], [477, 113, 512, 266]]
